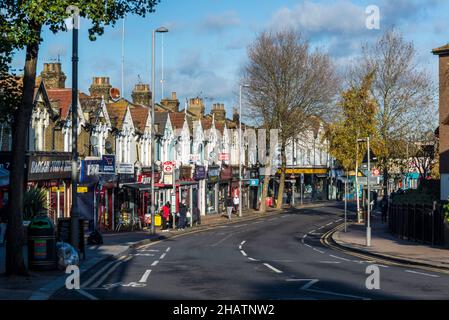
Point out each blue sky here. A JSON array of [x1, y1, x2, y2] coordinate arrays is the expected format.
[[10, 0, 449, 116]]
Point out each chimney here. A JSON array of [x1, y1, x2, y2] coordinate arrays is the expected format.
[[188, 97, 205, 120], [160, 91, 180, 112], [89, 77, 112, 101], [40, 62, 66, 89], [211, 103, 226, 122], [132, 83, 152, 106], [232, 107, 240, 124]]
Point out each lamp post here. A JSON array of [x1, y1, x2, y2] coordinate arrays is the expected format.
[[151, 27, 169, 235], [357, 137, 372, 247], [67, 6, 80, 249], [239, 84, 250, 218]]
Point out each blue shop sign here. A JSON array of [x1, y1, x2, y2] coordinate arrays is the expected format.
[[249, 179, 259, 187], [101, 155, 116, 174]]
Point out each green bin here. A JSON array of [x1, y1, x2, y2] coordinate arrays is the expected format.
[[28, 215, 57, 271]]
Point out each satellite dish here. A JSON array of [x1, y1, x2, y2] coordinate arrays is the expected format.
[[105, 141, 113, 154], [110, 87, 121, 101]]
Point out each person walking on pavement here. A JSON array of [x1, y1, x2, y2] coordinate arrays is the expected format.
[[226, 196, 234, 221], [161, 201, 170, 231], [233, 193, 240, 214], [286, 187, 292, 208], [177, 199, 188, 230], [381, 195, 388, 223]]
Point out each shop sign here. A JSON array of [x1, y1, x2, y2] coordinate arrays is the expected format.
[[194, 166, 206, 180], [275, 168, 328, 175], [207, 166, 219, 183], [163, 174, 173, 185], [138, 172, 161, 184], [28, 153, 72, 181], [77, 186, 88, 193], [101, 155, 116, 174], [51, 187, 65, 192], [180, 166, 192, 180], [118, 163, 134, 174], [163, 161, 174, 174], [220, 166, 232, 180], [249, 179, 259, 187]]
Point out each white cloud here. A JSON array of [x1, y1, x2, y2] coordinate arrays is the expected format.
[[200, 11, 241, 34]]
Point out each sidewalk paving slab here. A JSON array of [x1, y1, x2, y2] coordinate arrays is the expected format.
[[332, 212, 449, 270]]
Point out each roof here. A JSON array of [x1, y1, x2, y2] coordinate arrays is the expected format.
[[169, 112, 193, 134], [130, 105, 149, 133], [106, 99, 129, 129], [432, 44, 449, 55], [46, 89, 74, 119], [154, 112, 169, 135]]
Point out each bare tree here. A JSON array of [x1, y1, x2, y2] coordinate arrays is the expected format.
[[242, 29, 339, 210], [353, 28, 435, 195]]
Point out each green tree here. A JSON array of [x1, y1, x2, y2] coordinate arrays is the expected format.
[[2, 0, 160, 275]]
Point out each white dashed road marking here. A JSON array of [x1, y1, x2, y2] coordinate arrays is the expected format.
[[160, 253, 166, 260], [405, 270, 440, 278], [138, 270, 152, 283], [313, 248, 325, 254], [329, 255, 351, 262], [151, 260, 159, 267], [240, 250, 247, 257], [263, 263, 283, 274]]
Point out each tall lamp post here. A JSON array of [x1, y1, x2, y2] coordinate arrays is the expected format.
[[151, 27, 169, 235], [239, 84, 250, 218], [67, 6, 80, 249], [357, 137, 372, 247]]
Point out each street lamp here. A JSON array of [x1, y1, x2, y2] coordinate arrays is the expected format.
[[239, 84, 250, 218], [151, 26, 169, 235], [357, 136, 372, 247], [67, 6, 80, 249]]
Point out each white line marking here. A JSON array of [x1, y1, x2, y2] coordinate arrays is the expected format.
[[304, 288, 369, 300], [151, 260, 159, 267], [375, 264, 389, 268], [131, 253, 154, 257], [405, 270, 440, 278], [313, 248, 325, 254], [309, 230, 316, 234], [165, 247, 171, 253], [330, 254, 351, 262], [304, 244, 312, 248], [263, 263, 283, 274], [160, 253, 166, 259], [240, 240, 246, 246], [317, 226, 324, 230], [240, 250, 247, 257], [326, 222, 332, 226], [78, 289, 99, 300], [300, 279, 320, 290], [319, 261, 341, 264], [238, 245, 242, 250], [90, 256, 132, 288], [301, 239, 305, 244], [140, 249, 159, 252], [248, 257, 259, 261], [138, 270, 152, 283], [302, 234, 307, 239], [83, 256, 127, 288]]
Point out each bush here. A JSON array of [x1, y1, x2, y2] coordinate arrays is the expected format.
[[23, 187, 48, 220]]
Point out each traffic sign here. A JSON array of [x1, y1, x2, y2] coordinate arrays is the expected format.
[[372, 168, 380, 176], [163, 161, 173, 173]]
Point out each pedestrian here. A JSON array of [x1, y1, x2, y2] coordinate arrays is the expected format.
[[226, 196, 234, 221], [161, 201, 170, 231], [286, 187, 292, 207], [233, 193, 240, 214], [177, 199, 187, 230], [381, 195, 388, 223], [192, 206, 201, 226]]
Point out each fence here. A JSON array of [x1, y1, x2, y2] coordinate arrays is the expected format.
[[388, 202, 446, 246]]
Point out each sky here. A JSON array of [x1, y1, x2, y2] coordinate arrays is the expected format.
[[10, 0, 449, 118]]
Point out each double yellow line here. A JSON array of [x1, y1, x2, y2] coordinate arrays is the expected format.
[[321, 223, 449, 276]]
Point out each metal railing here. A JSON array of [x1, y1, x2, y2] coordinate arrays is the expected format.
[[388, 202, 445, 246]]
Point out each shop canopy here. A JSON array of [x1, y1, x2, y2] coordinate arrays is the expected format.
[[122, 183, 158, 191]]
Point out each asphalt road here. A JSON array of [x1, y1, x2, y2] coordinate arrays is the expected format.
[[52, 203, 449, 300]]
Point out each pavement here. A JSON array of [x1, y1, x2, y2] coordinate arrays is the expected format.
[[0, 204, 299, 300], [50, 202, 449, 300], [332, 211, 449, 271]]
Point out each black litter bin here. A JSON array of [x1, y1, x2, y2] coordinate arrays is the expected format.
[[28, 215, 57, 271]]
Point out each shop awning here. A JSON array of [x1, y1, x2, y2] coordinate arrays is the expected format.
[[122, 183, 158, 191]]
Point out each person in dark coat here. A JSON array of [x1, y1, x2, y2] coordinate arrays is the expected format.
[[177, 199, 187, 230], [381, 195, 388, 223], [192, 206, 201, 226]]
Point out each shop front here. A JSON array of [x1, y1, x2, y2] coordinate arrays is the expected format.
[[206, 166, 219, 214], [219, 165, 232, 214], [193, 165, 207, 216]]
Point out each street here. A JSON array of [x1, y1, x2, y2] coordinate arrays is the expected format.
[[52, 203, 449, 300]]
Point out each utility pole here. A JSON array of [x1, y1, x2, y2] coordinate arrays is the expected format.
[[367, 136, 371, 246]]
